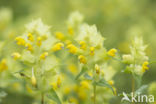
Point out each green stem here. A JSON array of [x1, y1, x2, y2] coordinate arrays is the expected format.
[[132, 76, 135, 104], [93, 85, 96, 104], [41, 93, 44, 104]]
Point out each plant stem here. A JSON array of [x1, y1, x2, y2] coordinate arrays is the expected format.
[[93, 85, 96, 104], [41, 93, 44, 104], [132, 76, 135, 104]]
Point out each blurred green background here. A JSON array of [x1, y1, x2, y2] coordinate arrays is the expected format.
[[0, 0, 156, 104]]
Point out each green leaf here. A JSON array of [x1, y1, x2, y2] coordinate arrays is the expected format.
[[95, 79, 115, 94], [132, 73, 142, 88], [135, 85, 148, 96], [75, 65, 88, 80], [46, 88, 61, 104]]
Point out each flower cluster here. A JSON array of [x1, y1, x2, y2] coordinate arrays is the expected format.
[[122, 37, 149, 75]]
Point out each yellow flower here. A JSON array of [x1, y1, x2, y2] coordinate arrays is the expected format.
[[78, 55, 87, 64], [51, 82, 57, 90], [80, 80, 90, 89], [78, 90, 87, 100], [27, 33, 34, 42], [142, 61, 149, 72], [15, 37, 26, 46], [101, 70, 105, 76], [68, 27, 74, 35], [11, 52, 21, 60], [52, 42, 64, 52], [107, 48, 117, 57], [0, 59, 8, 72], [25, 43, 33, 52], [68, 97, 78, 104], [108, 80, 114, 86], [36, 36, 42, 46], [67, 44, 78, 54], [90, 47, 95, 56], [26, 85, 33, 93], [68, 64, 78, 75], [63, 87, 71, 95], [65, 40, 72, 45], [41, 35, 47, 40], [40, 52, 48, 60], [31, 68, 37, 87], [57, 76, 61, 88], [95, 64, 100, 74], [79, 41, 86, 50], [55, 32, 65, 40]]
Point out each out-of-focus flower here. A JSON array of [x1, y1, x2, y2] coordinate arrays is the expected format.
[[142, 61, 149, 72], [79, 41, 86, 50], [55, 32, 65, 41], [77, 24, 104, 47], [40, 52, 48, 60], [67, 44, 78, 54], [80, 80, 90, 89], [0, 59, 8, 72], [95, 64, 100, 75], [25, 18, 50, 37], [122, 37, 149, 75], [11, 52, 21, 60], [78, 55, 87, 64], [90, 47, 95, 56], [52, 42, 64, 52], [15, 37, 26, 46], [107, 48, 117, 57], [108, 80, 114, 86], [25, 43, 33, 52], [27, 33, 34, 42], [122, 54, 134, 64], [67, 11, 83, 28], [36, 36, 42, 46], [57, 76, 61, 88]]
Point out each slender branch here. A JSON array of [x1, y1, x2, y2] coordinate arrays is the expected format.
[[93, 85, 96, 104]]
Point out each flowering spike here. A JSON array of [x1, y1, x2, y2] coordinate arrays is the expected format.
[[107, 48, 117, 57], [78, 55, 87, 64]]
